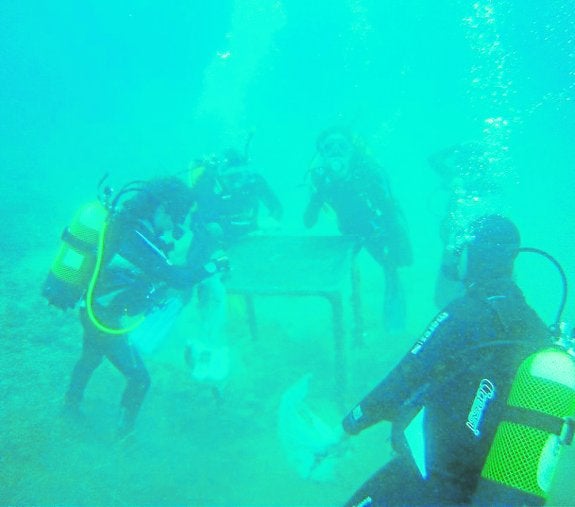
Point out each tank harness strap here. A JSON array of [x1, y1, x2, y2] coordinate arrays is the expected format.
[[504, 405, 575, 445], [61, 228, 97, 253]]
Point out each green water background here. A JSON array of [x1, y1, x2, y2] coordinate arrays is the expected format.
[[1, 0, 574, 505]]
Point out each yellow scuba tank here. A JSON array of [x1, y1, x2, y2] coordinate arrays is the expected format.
[[189, 163, 206, 188], [42, 200, 109, 309], [473, 344, 575, 506]]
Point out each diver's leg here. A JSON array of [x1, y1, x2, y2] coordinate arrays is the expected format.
[[344, 455, 427, 507], [364, 237, 407, 334], [382, 263, 406, 334], [187, 274, 230, 384], [64, 313, 105, 410], [197, 273, 228, 347], [106, 337, 151, 436]]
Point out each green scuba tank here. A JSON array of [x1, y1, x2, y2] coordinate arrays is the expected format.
[[473, 345, 575, 506], [42, 201, 108, 310]]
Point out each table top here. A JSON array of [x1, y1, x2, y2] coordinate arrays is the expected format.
[[224, 234, 358, 295]]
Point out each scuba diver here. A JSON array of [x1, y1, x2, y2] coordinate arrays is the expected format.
[[303, 127, 412, 333], [189, 146, 283, 242], [57, 176, 229, 437], [338, 215, 554, 506], [182, 143, 283, 386], [428, 141, 506, 308]]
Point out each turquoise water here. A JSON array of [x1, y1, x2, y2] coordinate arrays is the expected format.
[[1, 1, 575, 505]]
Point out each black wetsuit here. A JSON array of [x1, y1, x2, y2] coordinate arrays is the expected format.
[[304, 160, 412, 268], [305, 158, 412, 332], [65, 215, 214, 429], [342, 278, 550, 506], [192, 167, 283, 243]]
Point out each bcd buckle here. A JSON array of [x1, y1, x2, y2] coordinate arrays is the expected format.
[[560, 417, 575, 446]]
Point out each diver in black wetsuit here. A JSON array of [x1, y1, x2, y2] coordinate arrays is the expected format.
[[341, 215, 550, 506], [428, 141, 505, 308], [182, 148, 283, 385], [64, 177, 228, 437], [190, 147, 283, 244], [304, 127, 412, 333]]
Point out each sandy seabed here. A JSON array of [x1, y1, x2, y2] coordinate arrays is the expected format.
[[2, 249, 574, 506]]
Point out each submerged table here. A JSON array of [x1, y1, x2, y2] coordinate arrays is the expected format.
[[224, 234, 364, 395]]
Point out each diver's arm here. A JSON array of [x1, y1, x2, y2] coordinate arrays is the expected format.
[[303, 191, 324, 228], [118, 227, 220, 289], [428, 146, 452, 172], [342, 357, 422, 435], [342, 308, 460, 435], [254, 175, 283, 221], [428, 144, 468, 181]]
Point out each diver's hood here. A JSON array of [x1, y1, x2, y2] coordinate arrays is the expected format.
[[465, 215, 520, 282]]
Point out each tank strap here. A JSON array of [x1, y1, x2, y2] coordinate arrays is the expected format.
[[61, 228, 97, 253], [505, 405, 574, 444]]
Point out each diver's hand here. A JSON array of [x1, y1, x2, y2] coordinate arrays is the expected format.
[[257, 215, 282, 234], [316, 425, 349, 458], [306, 425, 350, 481], [203, 252, 230, 275], [167, 211, 194, 265], [213, 254, 230, 273]]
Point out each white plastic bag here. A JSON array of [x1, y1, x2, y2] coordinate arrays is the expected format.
[[277, 374, 343, 482]]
